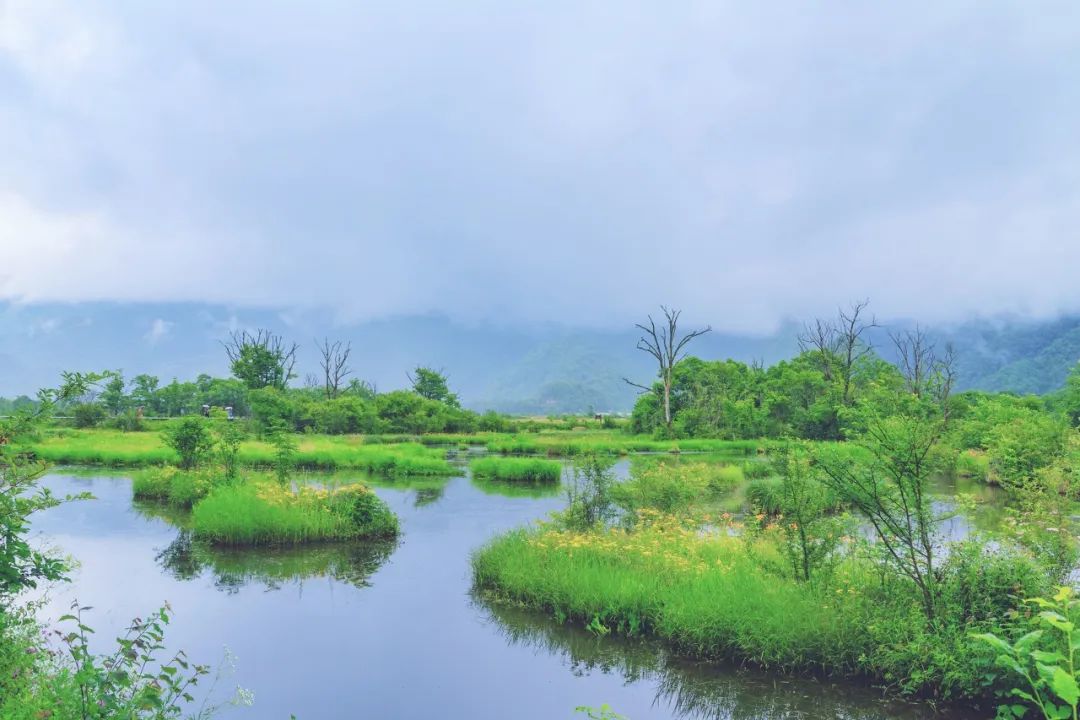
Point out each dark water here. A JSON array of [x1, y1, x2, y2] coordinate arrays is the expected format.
[[31, 468, 956, 720]]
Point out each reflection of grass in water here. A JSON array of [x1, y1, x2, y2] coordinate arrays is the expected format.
[[475, 599, 941, 720], [132, 497, 194, 530], [470, 475, 563, 499], [156, 531, 397, 593]]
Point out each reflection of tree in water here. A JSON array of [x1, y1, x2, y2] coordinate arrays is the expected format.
[[156, 531, 397, 594], [475, 600, 951, 720], [414, 486, 445, 507]]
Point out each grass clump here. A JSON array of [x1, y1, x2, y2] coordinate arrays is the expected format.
[[470, 457, 562, 483], [191, 481, 398, 546], [132, 466, 217, 507]]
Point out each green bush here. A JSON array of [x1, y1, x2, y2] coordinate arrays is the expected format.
[[162, 417, 214, 469], [939, 540, 1051, 625], [611, 461, 713, 517], [72, 402, 106, 428]]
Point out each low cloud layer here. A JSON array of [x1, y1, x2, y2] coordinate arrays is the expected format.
[[2, 1, 1079, 332]]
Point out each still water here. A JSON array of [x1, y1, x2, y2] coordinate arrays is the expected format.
[[32, 466, 959, 720]]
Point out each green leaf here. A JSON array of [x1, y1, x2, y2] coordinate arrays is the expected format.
[[1039, 611, 1075, 634], [1016, 630, 1045, 652], [974, 633, 1015, 656], [1049, 667, 1080, 706], [1032, 650, 1068, 665]]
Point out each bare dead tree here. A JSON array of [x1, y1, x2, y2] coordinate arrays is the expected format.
[[890, 327, 957, 411], [890, 326, 934, 398], [797, 318, 837, 381], [798, 300, 877, 405], [623, 306, 711, 431], [317, 338, 353, 399], [221, 329, 299, 390], [835, 300, 877, 405]]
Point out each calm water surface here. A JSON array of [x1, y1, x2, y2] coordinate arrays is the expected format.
[[31, 466, 962, 720]]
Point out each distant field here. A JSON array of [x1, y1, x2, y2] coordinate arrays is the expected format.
[[26, 427, 775, 475]]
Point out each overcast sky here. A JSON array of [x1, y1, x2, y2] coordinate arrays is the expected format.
[[1, 1, 1078, 333]]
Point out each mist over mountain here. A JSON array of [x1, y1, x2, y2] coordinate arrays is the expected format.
[[2, 302, 1078, 412]]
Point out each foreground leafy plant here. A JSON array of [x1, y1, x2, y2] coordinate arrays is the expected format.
[[58, 602, 213, 718], [975, 586, 1080, 720]]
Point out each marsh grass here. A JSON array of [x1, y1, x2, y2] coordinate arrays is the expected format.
[[29, 429, 453, 474], [132, 466, 216, 507], [485, 434, 769, 457], [470, 457, 562, 483], [191, 481, 398, 545]]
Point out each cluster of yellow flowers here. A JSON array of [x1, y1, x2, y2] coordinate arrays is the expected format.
[[251, 482, 366, 512], [529, 510, 743, 579]]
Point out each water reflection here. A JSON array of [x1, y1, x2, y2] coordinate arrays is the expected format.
[[156, 531, 398, 593], [470, 475, 564, 499], [478, 601, 969, 720]]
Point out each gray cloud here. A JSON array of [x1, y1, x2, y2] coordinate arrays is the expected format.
[[1, 1, 1078, 332]]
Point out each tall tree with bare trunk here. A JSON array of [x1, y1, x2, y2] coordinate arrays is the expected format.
[[624, 306, 711, 433], [221, 329, 298, 391], [317, 338, 353, 399]]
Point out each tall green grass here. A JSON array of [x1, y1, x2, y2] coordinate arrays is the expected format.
[[191, 482, 398, 545], [470, 457, 562, 483]]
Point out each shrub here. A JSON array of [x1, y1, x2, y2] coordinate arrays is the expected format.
[[107, 409, 146, 432], [72, 402, 106, 428], [559, 456, 618, 530], [611, 461, 711, 517], [162, 417, 214, 469], [940, 540, 1051, 625]]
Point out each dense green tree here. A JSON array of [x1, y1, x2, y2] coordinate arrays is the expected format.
[[1057, 362, 1080, 427], [408, 367, 460, 408], [99, 371, 128, 416], [222, 329, 298, 390], [130, 374, 161, 414]]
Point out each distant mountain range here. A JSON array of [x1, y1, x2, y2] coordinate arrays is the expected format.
[[1, 302, 1077, 412], [931, 316, 1080, 394]]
